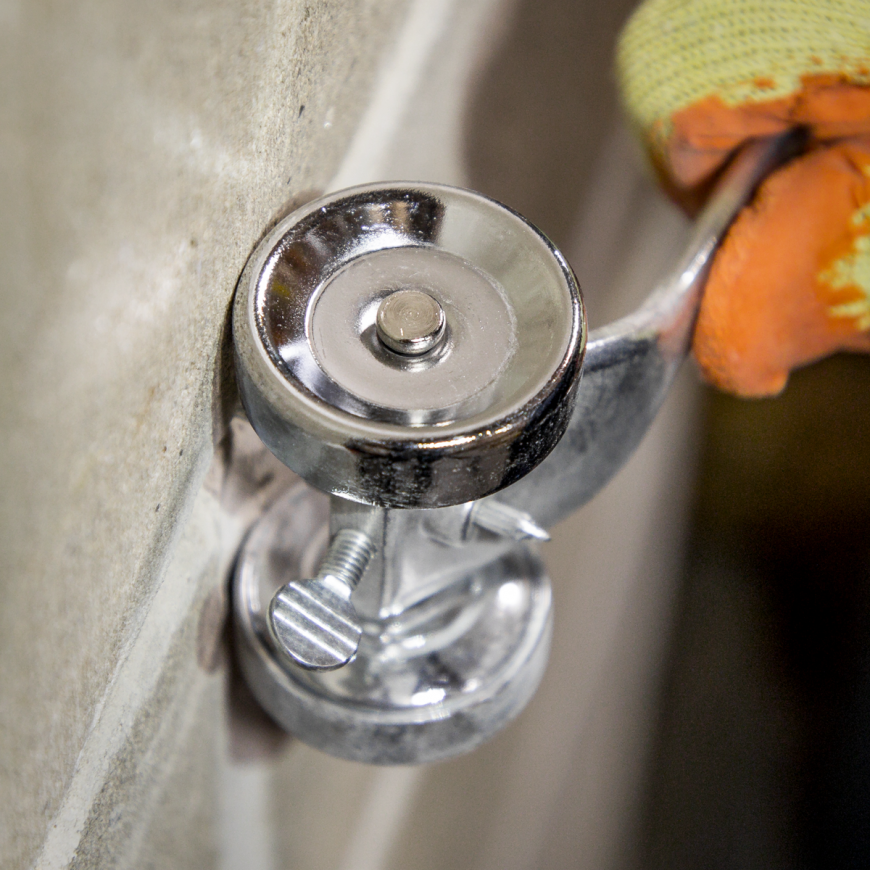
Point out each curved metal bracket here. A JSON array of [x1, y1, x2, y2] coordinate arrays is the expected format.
[[497, 131, 805, 528]]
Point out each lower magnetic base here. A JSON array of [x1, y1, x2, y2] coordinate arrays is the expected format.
[[233, 484, 553, 765]]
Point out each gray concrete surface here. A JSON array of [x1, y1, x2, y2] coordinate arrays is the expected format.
[[0, 1, 408, 865], [0, 1, 708, 868]]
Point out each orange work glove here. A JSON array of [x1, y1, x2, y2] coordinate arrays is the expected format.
[[617, 0, 870, 396]]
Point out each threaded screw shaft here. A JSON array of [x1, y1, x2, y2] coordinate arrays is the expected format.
[[316, 529, 376, 589]]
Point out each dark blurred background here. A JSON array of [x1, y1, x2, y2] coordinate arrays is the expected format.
[[464, 0, 870, 867], [641, 356, 870, 870]]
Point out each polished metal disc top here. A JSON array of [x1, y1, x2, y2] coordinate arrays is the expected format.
[[233, 182, 586, 508]]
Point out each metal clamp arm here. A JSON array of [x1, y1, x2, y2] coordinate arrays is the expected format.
[[497, 131, 805, 529]]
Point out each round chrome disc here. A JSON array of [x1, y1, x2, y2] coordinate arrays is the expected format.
[[233, 483, 553, 764], [233, 182, 586, 508]]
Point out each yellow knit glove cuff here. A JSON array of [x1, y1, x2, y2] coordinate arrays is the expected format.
[[617, 0, 870, 185]]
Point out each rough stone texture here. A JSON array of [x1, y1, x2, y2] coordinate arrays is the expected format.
[[0, 1, 407, 866]]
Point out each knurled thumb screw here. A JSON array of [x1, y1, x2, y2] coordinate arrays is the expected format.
[[267, 529, 375, 670]]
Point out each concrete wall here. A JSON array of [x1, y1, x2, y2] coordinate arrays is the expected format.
[[0, 1, 410, 865], [0, 1, 701, 868]]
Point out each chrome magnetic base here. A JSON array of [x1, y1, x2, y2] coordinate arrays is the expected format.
[[233, 484, 552, 764]]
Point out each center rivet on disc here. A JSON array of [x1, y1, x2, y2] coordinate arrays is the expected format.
[[375, 289, 446, 356]]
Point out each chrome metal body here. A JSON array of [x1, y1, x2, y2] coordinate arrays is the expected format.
[[234, 484, 552, 764], [232, 133, 802, 764]]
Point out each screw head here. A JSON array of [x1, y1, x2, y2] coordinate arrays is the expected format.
[[375, 289, 446, 356], [267, 529, 374, 671], [268, 576, 362, 670]]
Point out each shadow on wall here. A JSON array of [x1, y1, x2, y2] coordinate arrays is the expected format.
[[463, 0, 640, 254], [640, 354, 870, 870]]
